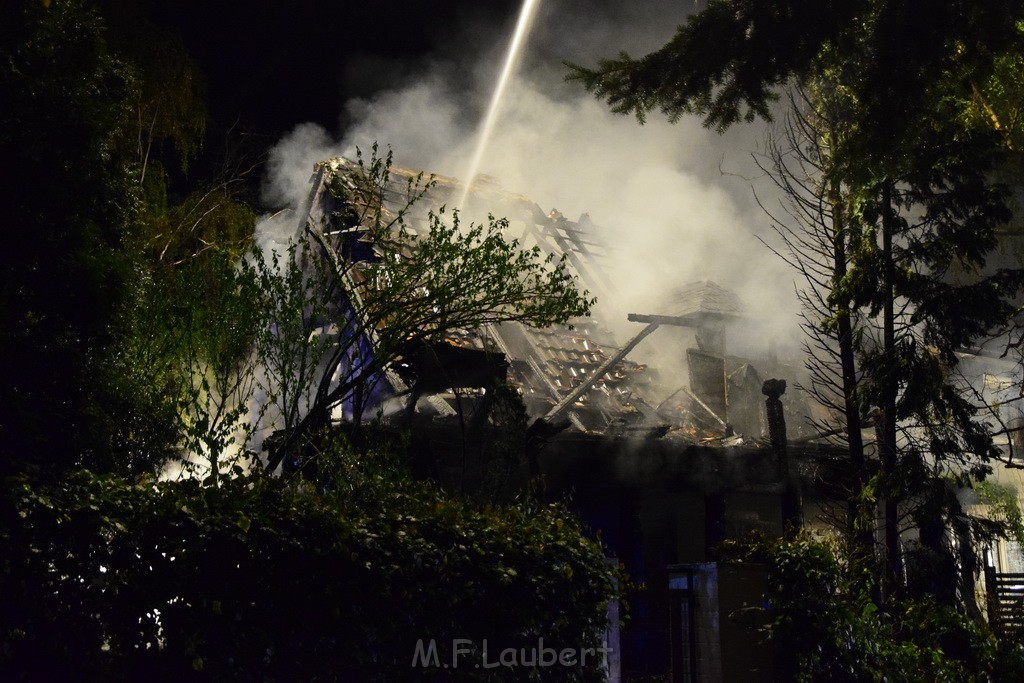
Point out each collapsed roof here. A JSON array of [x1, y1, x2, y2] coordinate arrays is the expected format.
[[297, 157, 806, 444]]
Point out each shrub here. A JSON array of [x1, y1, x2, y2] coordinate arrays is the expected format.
[[731, 531, 1010, 682], [1, 462, 616, 681]]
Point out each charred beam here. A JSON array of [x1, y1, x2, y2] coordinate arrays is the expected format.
[[763, 378, 801, 538], [543, 321, 660, 423]]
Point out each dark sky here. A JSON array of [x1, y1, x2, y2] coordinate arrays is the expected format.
[[154, 1, 524, 139], [134, 0, 690, 194]]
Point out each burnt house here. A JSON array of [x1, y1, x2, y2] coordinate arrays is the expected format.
[[284, 157, 851, 681]]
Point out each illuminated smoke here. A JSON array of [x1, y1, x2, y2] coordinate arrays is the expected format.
[[257, 0, 802, 379]]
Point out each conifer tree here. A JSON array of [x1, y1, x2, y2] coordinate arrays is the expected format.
[[571, 0, 1024, 603]]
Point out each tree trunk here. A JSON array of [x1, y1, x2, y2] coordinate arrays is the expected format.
[[829, 180, 870, 551], [880, 182, 901, 603]]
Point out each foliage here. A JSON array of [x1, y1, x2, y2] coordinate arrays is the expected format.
[[567, 1, 1024, 149], [728, 532, 1021, 682], [101, 0, 208, 175], [260, 148, 594, 471], [475, 381, 531, 503], [0, 0, 246, 482], [760, 76, 1024, 549], [975, 480, 1024, 548], [568, 0, 862, 131], [962, 20, 1024, 153], [139, 185, 257, 268], [756, 87, 871, 544], [0, 13, 612, 673], [826, 18, 1022, 596], [246, 239, 335, 446], [116, 246, 265, 483], [673, 1, 1024, 599], [166, 253, 264, 481], [0, 452, 618, 681], [0, 0, 140, 478]]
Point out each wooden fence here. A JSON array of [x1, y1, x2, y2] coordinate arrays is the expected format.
[[986, 568, 1024, 639]]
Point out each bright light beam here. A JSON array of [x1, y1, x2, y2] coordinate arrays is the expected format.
[[456, 0, 542, 212]]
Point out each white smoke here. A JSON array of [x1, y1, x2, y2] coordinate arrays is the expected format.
[[256, 0, 802, 371]]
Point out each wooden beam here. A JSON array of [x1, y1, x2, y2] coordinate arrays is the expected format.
[[544, 322, 660, 422], [627, 312, 695, 327]]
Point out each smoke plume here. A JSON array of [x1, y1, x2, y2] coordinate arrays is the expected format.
[[257, 0, 802, 375]]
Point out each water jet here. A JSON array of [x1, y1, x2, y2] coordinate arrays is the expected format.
[[456, 0, 542, 212]]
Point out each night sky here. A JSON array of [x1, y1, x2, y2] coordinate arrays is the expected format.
[[137, 0, 697, 206], [154, 1, 525, 140]]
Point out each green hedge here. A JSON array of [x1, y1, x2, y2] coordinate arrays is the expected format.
[[1, 470, 616, 681], [731, 532, 1024, 682]]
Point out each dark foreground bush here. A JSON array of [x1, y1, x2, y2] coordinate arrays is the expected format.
[[0, 467, 616, 681], [730, 532, 1024, 682]]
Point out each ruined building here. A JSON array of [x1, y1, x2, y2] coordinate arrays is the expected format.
[[281, 157, 997, 681]]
